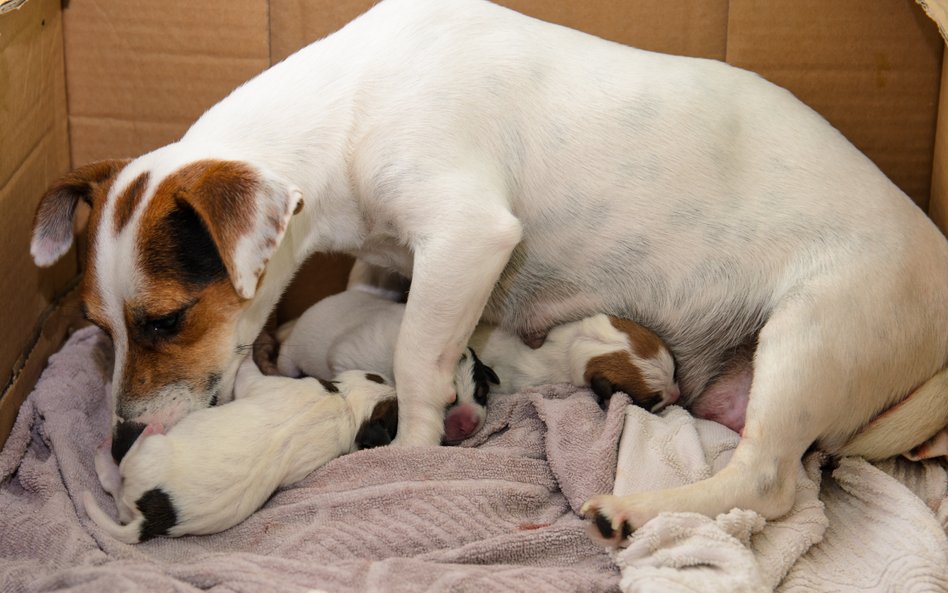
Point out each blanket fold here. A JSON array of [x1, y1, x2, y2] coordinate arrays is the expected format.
[[3, 327, 946, 592], [612, 405, 948, 593]]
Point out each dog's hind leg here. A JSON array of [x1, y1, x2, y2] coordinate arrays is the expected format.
[[582, 273, 943, 546]]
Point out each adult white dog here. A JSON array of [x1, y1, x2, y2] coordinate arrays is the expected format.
[[32, 0, 947, 543]]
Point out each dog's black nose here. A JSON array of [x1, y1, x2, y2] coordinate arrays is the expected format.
[[111, 421, 147, 463]]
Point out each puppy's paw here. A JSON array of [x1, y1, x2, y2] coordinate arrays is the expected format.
[[580, 495, 643, 548]]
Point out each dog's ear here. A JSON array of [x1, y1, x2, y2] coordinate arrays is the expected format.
[[173, 161, 303, 299], [31, 159, 129, 267]]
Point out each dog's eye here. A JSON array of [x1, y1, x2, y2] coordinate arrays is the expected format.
[[144, 309, 185, 338]]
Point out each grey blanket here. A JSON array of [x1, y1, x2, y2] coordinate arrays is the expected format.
[[0, 327, 626, 592]]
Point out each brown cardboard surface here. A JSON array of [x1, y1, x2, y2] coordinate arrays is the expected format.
[[62, 0, 270, 165], [270, 0, 377, 62], [270, 0, 727, 64], [277, 253, 354, 323], [0, 0, 73, 389], [727, 0, 944, 209], [497, 0, 728, 60], [930, 46, 948, 235]]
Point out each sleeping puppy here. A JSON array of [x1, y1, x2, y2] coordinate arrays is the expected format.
[[83, 360, 396, 543], [277, 290, 499, 444], [277, 289, 679, 442]]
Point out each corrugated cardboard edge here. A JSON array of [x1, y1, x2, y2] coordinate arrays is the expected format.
[[0, 0, 29, 15], [917, 0, 948, 42], [0, 276, 82, 448]]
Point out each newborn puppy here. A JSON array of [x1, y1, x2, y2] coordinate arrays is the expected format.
[[276, 289, 499, 443], [83, 360, 395, 543], [468, 314, 680, 410], [277, 290, 678, 442]]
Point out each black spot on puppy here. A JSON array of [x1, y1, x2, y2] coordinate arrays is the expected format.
[[364, 373, 386, 384], [318, 379, 339, 393], [468, 348, 500, 407], [355, 399, 399, 449], [136, 488, 178, 542], [111, 421, 147, 463]]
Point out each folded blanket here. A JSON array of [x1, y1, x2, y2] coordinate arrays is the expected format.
[[4, 328, 946, 592], [612, 406, 948, 593], [0, 327, 628, 593]]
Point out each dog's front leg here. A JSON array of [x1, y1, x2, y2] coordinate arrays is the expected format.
[[391, 207, 522, 446]]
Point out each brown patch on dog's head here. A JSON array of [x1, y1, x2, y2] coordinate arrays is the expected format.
[[113, 172, 150, 234], [115, 277, 243, 419], [38, 154, 305, 432]]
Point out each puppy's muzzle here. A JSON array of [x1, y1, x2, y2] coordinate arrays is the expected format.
[[111, 420, 147, 463]]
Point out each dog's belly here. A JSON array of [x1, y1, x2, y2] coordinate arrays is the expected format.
[[480, 219, 775, 403]]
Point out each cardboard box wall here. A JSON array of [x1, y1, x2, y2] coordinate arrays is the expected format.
[[1, 0, 945, 447]]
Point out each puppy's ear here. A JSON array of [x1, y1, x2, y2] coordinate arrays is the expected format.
[[31, 159, 129, 267], [173, 161, 303, 299]]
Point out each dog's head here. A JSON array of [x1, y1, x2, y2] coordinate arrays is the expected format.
[[31, 148, 303, 434]]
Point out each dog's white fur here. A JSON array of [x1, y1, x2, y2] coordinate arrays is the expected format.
[[83, 361, 395, 543], [35, 0, 947, 540]]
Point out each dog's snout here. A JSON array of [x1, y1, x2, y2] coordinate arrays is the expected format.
[[111, 421, 147, 463]]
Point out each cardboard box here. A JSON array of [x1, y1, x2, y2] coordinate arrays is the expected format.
[[1, 0, 945, 447]]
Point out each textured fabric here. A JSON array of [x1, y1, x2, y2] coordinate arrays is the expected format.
[[4, 327, 947, 592], [613, 406, 948, 592], [0, 327, 627, 593]]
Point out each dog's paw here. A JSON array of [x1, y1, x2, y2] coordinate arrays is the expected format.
[[580, 495, 644, 548]]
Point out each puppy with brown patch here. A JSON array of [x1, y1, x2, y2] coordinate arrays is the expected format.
[[33, 0, 946, 546], [278, 289, 679, 442], [83, 361, 396, 543]]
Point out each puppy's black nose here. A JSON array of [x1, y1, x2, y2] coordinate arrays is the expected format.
[[111, 421, 147, 463]]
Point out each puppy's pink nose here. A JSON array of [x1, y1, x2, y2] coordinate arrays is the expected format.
[[443, 404, 482, 444], [665, 384, 681, 405]]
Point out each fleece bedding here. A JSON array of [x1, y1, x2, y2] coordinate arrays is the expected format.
[[1, 327, 946, 592]]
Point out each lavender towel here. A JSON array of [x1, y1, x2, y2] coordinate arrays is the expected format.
[[0, 327, 628, 593]]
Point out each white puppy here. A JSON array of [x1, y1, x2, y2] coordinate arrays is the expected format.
[[277, 289, 679, 442], [83, 361, 396, 543]]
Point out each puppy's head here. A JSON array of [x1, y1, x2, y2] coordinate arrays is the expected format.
[[443, 348, 499, 444], [31, 149, 303, 435], [584, 316, 680, 412]]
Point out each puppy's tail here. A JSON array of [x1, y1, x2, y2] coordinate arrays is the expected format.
[[839, 366, 948, 460], [82, 490, 142, 544]]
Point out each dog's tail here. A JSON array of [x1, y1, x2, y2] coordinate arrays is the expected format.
[[839, 366, 948, 460], [82, 490, 142, 544]]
